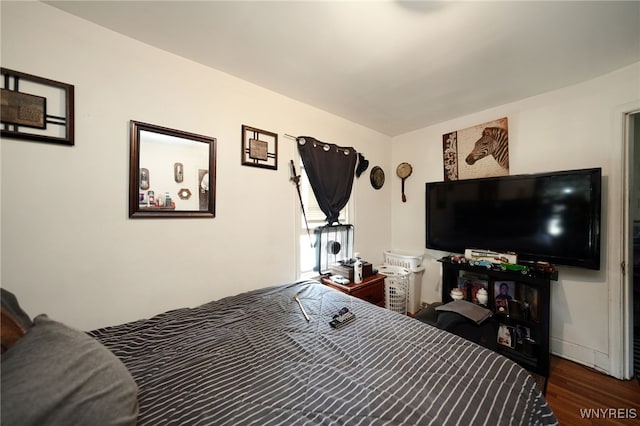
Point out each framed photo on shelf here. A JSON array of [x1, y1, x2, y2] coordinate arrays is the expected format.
[[494, 280, 515, 315], [458, 272, 488, 303], [497, 324, 516, 348], [516, 325, 531, 345], [470, 279, 488, 303], [518, 284, 540, 322], [457, 276, 470, 300]]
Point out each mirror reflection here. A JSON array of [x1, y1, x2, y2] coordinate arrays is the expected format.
[[130, 121, 216, 218]]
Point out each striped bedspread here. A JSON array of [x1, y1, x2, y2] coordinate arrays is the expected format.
[[89, 280, 558, 425]]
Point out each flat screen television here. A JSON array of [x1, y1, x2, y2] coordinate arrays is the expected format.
[[425, 168, 602, 270]]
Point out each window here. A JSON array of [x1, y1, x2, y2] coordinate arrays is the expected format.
[[297, 163, 350, 279]]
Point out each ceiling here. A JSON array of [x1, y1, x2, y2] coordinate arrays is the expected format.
[[47, 1, 640, 136]]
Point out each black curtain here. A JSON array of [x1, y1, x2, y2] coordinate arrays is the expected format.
[[297, 136, 357, 224]]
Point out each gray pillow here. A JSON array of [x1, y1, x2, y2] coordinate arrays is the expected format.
[[1, 287, 32, 331], [1, 288, 33, 353], [1, 314, 138, 426]]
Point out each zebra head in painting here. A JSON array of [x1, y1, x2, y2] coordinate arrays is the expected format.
[[465, 127, 509, 169]]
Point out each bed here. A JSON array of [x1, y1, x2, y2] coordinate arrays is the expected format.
[[1, 280, 557, 425]]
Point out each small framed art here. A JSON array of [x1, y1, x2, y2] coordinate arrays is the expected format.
[[1, 68, 74, 146], [241, 125, 278, 170]]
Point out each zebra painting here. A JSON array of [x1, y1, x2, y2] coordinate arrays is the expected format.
[[441, 117, 508, 180], [465, 126, 509, 169]]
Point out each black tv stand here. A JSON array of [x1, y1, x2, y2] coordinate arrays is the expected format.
[[438, 257, 556, 378]]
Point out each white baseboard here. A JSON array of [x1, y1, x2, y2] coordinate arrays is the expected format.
[[551, 337, 612, 376]]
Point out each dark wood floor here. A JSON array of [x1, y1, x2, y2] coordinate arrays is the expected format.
[[546, 356, 640, 425]]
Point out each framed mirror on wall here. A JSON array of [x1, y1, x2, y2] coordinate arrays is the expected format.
[[129, 120, 216, 218]]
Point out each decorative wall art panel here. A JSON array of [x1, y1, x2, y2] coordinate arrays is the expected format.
[[1, 68, 74, 146], [241, 125, 278, 170], [442, 117, 509, 181]]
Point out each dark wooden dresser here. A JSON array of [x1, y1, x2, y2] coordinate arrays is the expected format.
[[320, 273, 385, 307]]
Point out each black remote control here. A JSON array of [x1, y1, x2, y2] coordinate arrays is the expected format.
[[329, 307, 356, 329]]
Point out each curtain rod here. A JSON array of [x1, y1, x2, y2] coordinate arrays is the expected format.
[[284, 134, 353, 155]]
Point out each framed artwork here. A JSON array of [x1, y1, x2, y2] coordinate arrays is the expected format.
[[442, 117, 508, 181], [241, 124, 278, 170], [1, 68, 74, 146]]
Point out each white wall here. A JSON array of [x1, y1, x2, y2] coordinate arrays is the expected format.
[[391, 62, 640, 377], [0, 2, 392, 330]]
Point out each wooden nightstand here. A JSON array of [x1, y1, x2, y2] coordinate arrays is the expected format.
[[321, 274, 385, 307]]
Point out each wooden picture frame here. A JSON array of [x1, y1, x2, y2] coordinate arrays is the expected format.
[[1, 68, 74, 146], [129, 121, 216, 218], [241, 124, 278, 170]]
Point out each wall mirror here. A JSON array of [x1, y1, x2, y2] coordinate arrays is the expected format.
[[129, 120, 216, 218]]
